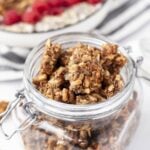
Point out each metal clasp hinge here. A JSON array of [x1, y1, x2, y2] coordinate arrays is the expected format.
[[0, 90, 38, 140], [124, 46, 150, 82], [134, 56, 150, 82]]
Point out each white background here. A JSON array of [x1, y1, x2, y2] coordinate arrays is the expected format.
[[0, 23, 150, 150]]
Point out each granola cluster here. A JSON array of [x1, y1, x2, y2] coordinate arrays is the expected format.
[[0, 101, 8, 117], [33, 40, 127, 104], [0, 0, 33, 14]]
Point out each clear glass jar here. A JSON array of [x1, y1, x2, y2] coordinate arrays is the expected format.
[[0, 33, 143, 150]]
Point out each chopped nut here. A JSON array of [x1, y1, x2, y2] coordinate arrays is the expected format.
[[48, 67, 66, 88], [76, 93, 104, 104], [33, 74, 47, 85]]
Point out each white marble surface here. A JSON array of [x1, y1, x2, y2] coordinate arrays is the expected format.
[[0, 23, 150, 150]]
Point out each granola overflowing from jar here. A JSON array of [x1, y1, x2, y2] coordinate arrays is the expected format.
[[0, 0, 33, 14], [0, 0, 102, 33], [0, 100, 9, 119], [33, 40, 127, 104]]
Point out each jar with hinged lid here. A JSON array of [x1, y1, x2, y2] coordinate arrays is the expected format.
[[0, 33, 145, 150]]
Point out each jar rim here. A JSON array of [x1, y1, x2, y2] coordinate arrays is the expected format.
[[23, 32, 135, 121]]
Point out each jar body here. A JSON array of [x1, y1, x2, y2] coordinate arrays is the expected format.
[[14, 78, 142, 150], [10, 32, 142, 150]]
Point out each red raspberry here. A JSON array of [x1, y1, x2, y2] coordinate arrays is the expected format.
[[32, 0, 50, 15], [22, 9, 41, 24], [3, 10, 21, 25], [48, 7, 64, 15], [87, 0, 101, 4], [65, 0, 81, 6], [48, 0, 68, 7], [48, 0, 62, 7]]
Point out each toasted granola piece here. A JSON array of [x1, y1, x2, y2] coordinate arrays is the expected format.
[[0, 101, 8, 114], [45, 87, 75, 103], [61, 88, 75, 103], [67, 44, 103, 94], [55, 88, 75, 104], [100, 43, 118, 57], [101, 43, 127, 74], [101, 84, 115, 98], [76, 93, 105, 104], [41, 87, 62, 101], [33, 74, 47, 85], [113, 74, 124, 92], [40, 39, 62, 75], [33, 39, 62, 85], [69, 43, 101, 65], [0, 0, 33, 14], [111, 53, 127, 72], [101, 74, 124, 98], [67, 62, 103, 94], [59, 48, 73, 66], [48, 67, 66, 88], [36, 81, 49, 96], [47, 88, 60, 100]]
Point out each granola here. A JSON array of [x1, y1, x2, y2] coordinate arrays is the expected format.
[[0, 0, 33, 14], [59, 48, 73, 66], [0, 101, 9, 115], [33, 40, 127, 104], [22, 93, 139, 150], [76, 93, 105, 104], [67, 44, 103, 94], [21, 41, 139, 150], [33, 39, 61, 85], [100, 43, 126, 74]]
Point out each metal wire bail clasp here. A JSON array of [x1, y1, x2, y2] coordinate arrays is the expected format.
[[124, 46, 150, 82], [0, 89, 38, 140], [133, 56, 150, 82]]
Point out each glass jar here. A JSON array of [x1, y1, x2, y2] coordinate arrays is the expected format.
[[0, 33, 143, 150]]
